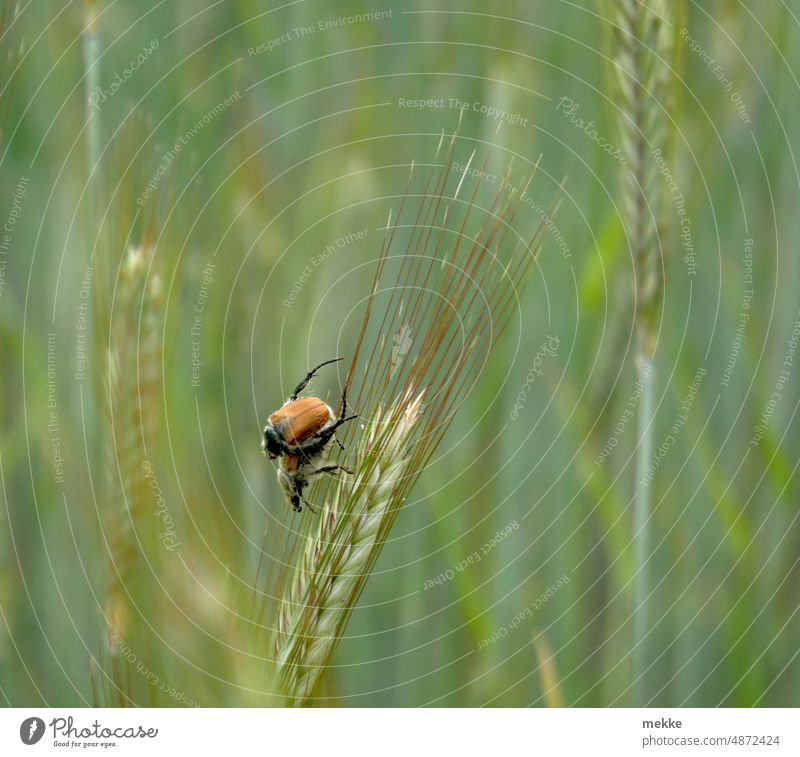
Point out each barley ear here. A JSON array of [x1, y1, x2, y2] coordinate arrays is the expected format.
[[276, 390, 424, 705], [605, 0, 679, 359]]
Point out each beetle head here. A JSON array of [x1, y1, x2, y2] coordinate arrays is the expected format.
[[262, 424, 283, 459]]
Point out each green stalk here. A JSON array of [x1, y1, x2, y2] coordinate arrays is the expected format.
[[82, 0, 100, 224], [602, 0, 683, 705], [633, 355, 654, 706]]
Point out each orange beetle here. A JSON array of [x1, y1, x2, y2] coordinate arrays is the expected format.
[[262, 358, 356, 513]]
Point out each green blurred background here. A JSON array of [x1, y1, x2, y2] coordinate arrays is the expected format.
[[1, 0, 798, 706]]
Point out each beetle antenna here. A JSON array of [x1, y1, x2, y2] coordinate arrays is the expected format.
[[290, 357, 344, 401]]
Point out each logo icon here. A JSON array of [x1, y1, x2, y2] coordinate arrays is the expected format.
[[19, 717, 45, 746]]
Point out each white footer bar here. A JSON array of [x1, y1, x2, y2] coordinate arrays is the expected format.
[[0, 708, 796, 756]]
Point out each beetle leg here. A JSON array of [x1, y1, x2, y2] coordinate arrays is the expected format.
[[338, 384, 349, 420], [289, 357, 343, 401], [300, 495, 318, 514], [292, 415, 358, 460], [336, 386, 357, 438], [312, 464, 354, 477]]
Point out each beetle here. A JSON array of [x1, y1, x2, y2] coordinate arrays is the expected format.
[[262, 357, 357, 513]]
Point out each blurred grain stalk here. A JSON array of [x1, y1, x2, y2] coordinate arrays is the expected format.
[[603, 0, 684, 705], [79, 0, 172, 702], [104, 245, 163, 645]]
